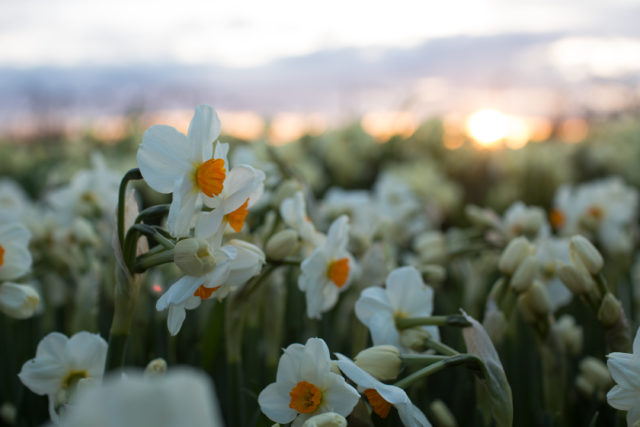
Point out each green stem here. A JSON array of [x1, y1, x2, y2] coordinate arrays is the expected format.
[[396, 315, 471, 329], [265, 257, 302, 266], [134, 249, 175, 273], [424, 337, 460, 356], [394, 354, 483, 388], [135, 204, 170, 224], [117, 168, 143, 251], [240, 264, 278, 300], [400, 354, 449, 365]]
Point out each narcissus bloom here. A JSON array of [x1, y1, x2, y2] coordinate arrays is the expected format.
[[137, 105, 228, 237], [0, 214, 32, 282], [335, 354, 431, 426], [355, 266, 439, 352], [258, 338, 359, 427], [298, 215, 355, 319], [606, 327, 640, 426], [280, 191, 324, 248], [195, 164, 265, 238], [18, 331, 108, 422]]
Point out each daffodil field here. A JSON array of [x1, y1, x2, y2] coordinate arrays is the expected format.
[[2, 106, 640, 426]]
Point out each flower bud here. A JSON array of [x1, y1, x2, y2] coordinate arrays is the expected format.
[[302, 412, 347, 427], [354, 345, 402, 381], [414, 231, 446, 265], [465, 205, 500, 229], [272, 179, 303, 208], [598, 293, 621, 328], [483, 305, 507, 345], [570, 235, 604, 274], [173, 238, 216, 276], [0, 283, 40, 319], [554, 315, 583, 356], [579, 357, 612, 390], [499, 237, 532, 275], [429, 400, 457, 427], [557, 263, 590, 295], [518, 280, 549, 321], [420, 264, 447, 283], [266, 229, 299, 260], [0, 402, 16, 425], [144, 358, 168, 377], [510, 257, 538, 293]]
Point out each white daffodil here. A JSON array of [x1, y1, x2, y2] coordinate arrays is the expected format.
[[335, 354, 431, 427], [533, 237, 573, 312], [137, 105, 228, 237], [0, 214, 32, 282], [157, 238, 264, 335], [280, 191, 324, 248], [606, 326, 640, 426], [258, 338, 359, 427], [501, 201, 549, 241], [56, 368, 223, 427], [355, 266, 439, 352], [18, 331, 108, 422], [298, 215, 355, 319], [157, 241, 236, 336], [195, 164, 265, 238]]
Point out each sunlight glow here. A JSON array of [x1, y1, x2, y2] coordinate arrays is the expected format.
[[466, 109, 508, 147]]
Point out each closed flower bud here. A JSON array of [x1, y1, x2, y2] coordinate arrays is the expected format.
[[554, 315, 583, 356], [499, 237, 532, 275], [598, 293, 621, 327], [557, 263, 590, 295], [414, 231, 446, 265], [420, 264, 447, 283], [579, 357, 612, 390], [144, 358, 168, 377], [518, 280, 549, 321], [570, 235, 604, 274], [272, 179, 303, 208], [266, 229, 299, 260], [354, 345, 402, 381], [173, 238, 216, 276], [0, 283, 40, 319], [465, 205, 500, 229], [429, 399, 457, 427], [302, 412, 347, 427], [0, 402, 16, 425], [510, 257, 539, 293], [483, 304, 507, 345]]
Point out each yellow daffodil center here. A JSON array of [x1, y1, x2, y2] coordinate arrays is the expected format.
[[196, 158, 226, 197], [0, 244, 4, 267], [587, 205, 604, 221], [193, 284, 222, 300], [225, 199, 249, 232], [289, 381, 322, 414], [364, 388, 392, 419], [62, 370, 88, 388], [327, 258, 349, 288], [549, 209, 565, 229]]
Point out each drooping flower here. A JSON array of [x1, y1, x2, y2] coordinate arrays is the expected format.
[[298, 215, 355, 319], [335, 354, 431, 426], [137, 105, 228, 237], [18, 331, 108, 422], [606, 326, 640, 426], [355, 266, 439, 352], [258, 338, 359, 427]]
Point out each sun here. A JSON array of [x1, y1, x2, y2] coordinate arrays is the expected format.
[[466, 109, 508, 147]]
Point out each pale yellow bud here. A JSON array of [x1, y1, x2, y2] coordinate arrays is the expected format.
[[266, 229, 299, 260], [0, 283, 40, 319], [579, 357, 612, 390], [465, 205, 499, 229], [554, 315, 583, 356], [510, 257, 539, 293], [144, 358, 168, 377], [420, 264, 446, 283], [173, 238, 216, 276], [575, 374, 595, 398], [570, 235, 604, 274], [429, 399, 457, 427], [0, 402, 16, 425], [354, 345, 402, 381], [557, 263, 590, 295], [499, 237, 532, 275], [598, 293, 622, 328], [414, 231, 446, 265], [483, 306, 507, 345], [518, 280, 549, 321], [302, 412, 347, 427]]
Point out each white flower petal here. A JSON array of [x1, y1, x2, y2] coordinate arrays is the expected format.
[[318, 372, 359, 417], [137, 125, 192, 193], [386, 266, 433, 316], [66, 332, 108, 379], [397, 402, 432, 427], [258, 382, 298, 424], [156, 276, 207, 311], [607, 353, 640, 390], [167, 305, 187, 336], [324, 216, 349, 256], [167, 175, 200, 237], [195, 208, 225, 239], [187, 105, 220, 161], [607, 384, 640, 410], [0, 282, 39, 319]]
